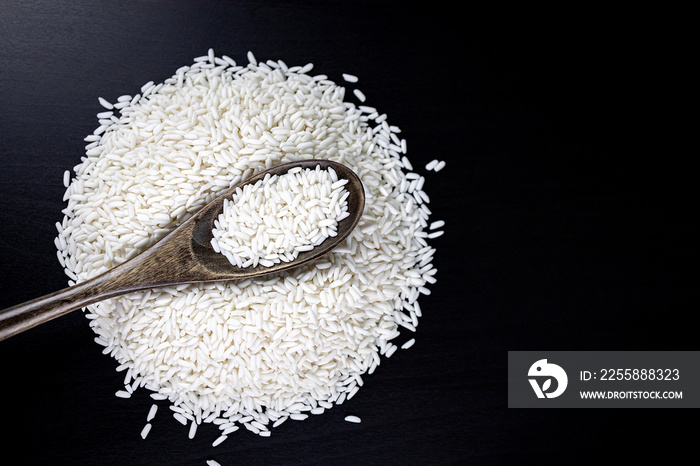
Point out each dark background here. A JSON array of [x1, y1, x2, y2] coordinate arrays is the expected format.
[[0, 2, 693, 465]]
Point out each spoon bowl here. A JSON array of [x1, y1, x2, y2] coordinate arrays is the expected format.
[[0, 159, 364, 342]]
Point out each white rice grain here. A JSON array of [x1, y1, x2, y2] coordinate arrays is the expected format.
[[344, 415, 361, 423], [401, 338, 416, 349], [188, 421, 198, 439], [147, 404, 158, 422], [222, 425, 239, 435], [247, 50, 257, 65], [98, 96, 113, 109], [425, 159, 439, 171]]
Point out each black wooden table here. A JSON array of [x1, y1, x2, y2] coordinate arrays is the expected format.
[[0, 2, 692, 464]]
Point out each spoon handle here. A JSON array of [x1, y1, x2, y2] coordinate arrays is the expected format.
[[0, 232, 197, 342], [0, 274, 110, 342]]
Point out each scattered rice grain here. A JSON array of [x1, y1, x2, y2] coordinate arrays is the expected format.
[[147, 404, 158, 422], [401, 338, 416, 349], [353, 89, 366, 102]]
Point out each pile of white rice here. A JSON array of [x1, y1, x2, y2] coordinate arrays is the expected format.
[[56, 50, 442, 442], [211, 165, 350, 268]]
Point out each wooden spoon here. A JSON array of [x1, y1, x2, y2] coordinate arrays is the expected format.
[[0, 160, 364, 342]]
